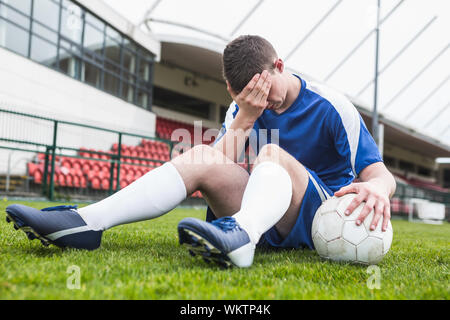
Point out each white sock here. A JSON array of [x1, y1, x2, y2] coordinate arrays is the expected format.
[[233, 161, 293, 245], [78, 162, 187, 231]]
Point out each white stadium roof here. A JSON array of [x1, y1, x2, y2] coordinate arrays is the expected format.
[[103, 0, 450, 147]]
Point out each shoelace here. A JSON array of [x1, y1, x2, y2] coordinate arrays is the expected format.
[[42, 205, 78, 212], [211, 217, 241, 232]]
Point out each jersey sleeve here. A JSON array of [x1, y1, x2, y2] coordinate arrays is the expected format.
[[213, 101, 239, 146], [327, 101, 383, 177]]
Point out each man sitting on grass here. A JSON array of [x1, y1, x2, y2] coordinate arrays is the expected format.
[[5, 35, 396, 268]]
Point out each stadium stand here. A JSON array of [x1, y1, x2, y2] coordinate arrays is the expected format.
[[156, 117, 216, 145], [25, 137, 203, 199]]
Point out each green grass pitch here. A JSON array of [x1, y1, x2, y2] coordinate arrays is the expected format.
[[0, 199, 448, 300]]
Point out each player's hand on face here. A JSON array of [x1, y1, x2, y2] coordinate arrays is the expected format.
[[334, 182, 391, 232], [227, 70, 272, 123]]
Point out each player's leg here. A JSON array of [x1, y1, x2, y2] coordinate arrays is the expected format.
[[171, 144, 249, 218], [79, 144, 248, 230], [178, 143, 311, 267], [234, 143, 310, 241], [5, 144, 249, 250]]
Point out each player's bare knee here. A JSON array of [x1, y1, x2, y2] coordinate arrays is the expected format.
[[254, 143, 284, 165], [173, 144, 224, 166], [194, 144, 230, 166]]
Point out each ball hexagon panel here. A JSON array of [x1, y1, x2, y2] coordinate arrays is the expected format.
[[342, 220, 368, 246], [317, 211, 344, 242], [357, 236, 383, 265], [312, 232, 328, 258], [318, 196, 341, 216], [327, 238, 356, 262]]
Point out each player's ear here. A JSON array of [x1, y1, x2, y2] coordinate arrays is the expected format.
[[273, 58, 284, 73], [226, 80, 237, 97]]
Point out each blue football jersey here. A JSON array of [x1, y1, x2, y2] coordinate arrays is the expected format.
[[215, 75, 383, 192]]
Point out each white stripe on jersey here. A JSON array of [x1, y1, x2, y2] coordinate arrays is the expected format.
[[224, 101, 237, 130], [214, 102, 237, 145], [307, 171, 327, 202], [306, 81, 360, 177]]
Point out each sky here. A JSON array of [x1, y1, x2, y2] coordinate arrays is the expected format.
[[103, 0, 450, 146]]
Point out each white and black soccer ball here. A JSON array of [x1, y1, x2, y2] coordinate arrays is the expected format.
[[312, 193, 393, 265]]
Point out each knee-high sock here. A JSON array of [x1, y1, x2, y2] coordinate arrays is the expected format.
[[78, 162, 187, 231], [233, 161, 293, 245]]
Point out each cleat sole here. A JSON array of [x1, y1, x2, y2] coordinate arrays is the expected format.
[[179, 228, 233, 269], [6, 213, 55, 248]]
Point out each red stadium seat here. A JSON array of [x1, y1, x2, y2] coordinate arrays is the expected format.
[[61, 158, 72, 169], [91, 177, 101, 190], [81, 161, 91, 174], [120, 179, 128, 189], [66, 174, 74, 187], [73, 175, 80, 188], [101, 179, 110, 190], [72, 160, 82, 170], [37, 154, 44, 162], [57, 173, 66, 187], [34, 170, 43, 184], [80, 176, 87, 188], [27, 163, 37, 176], [92, 162, 102, 172]]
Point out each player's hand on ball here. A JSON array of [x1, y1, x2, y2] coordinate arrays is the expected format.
[[334, 182, 391, 232], [226, 70, 272, 123]]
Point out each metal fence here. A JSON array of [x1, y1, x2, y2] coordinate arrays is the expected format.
[[395, 183, 450, 205], [0, 108, 173, 201]]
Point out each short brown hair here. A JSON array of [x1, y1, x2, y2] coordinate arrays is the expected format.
[[223, 35, 278, 93]]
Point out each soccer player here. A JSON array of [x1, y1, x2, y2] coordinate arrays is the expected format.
[[5, 35, 396, 268]]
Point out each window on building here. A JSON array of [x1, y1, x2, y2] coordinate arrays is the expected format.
[[383, 155, 396, 168], [32, 0, 59, 31], [30, 35, 57, 66], [0, 0, 154, 110], [0, 18, 29, 56], [399, 160, 415, 172], [83, 13, 104, 55], [417, 166, 432, 177], [60, 0, 83, 45], [32, 22, 58, 43], [104, 33, 121, 66], [83, 61, 101, 88], [5, 0, 31, 15], [153, 86, 212, 119], [443, 169, 450, 188], [1, 2, 30, 28], [220, 105, 229, 123]]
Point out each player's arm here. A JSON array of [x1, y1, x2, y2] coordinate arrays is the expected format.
[[335, 162, 396, 232], [214, 71, 271, 163]]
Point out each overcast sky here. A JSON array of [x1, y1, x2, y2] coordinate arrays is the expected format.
[[104, 0, 450, 146]]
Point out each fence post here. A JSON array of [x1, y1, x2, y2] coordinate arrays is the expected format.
[[168, 140, 174, 159], [42, 146, 50, 197], [108, 154, 115, 196], [49, 121, 58, 201], [115, 133, 122, 192]]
